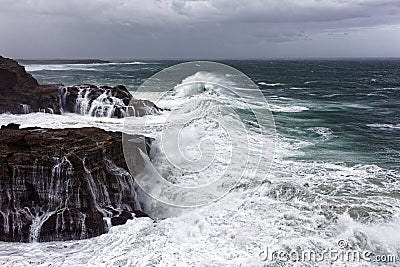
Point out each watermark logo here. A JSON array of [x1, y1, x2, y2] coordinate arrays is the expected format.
[[122, 61, 276, 207], [248, 240, 397, 264]]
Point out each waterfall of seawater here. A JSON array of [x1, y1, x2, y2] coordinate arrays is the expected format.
[[59, 85, 161, 118], [0, 149, 143, 242]]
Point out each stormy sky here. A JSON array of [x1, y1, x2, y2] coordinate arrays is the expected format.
[[0, 0, 399, 59]]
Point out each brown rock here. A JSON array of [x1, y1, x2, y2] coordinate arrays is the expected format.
[[0, 56, 62, 114]]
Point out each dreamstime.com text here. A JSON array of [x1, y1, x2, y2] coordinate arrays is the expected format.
[[248, 240, 397, 264]]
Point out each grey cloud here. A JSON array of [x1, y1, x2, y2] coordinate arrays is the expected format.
[[2, 0, 399, 26], [0, 0, 399, 59]]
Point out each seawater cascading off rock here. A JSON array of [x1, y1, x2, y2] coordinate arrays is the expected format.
[[60, 84, 164, 118], [0, 124, 150, 242]]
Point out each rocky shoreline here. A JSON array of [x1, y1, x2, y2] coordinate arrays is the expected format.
[[0, 55, 162, 118], [61, 84, 163, 118], [0, 56, 154, 242]]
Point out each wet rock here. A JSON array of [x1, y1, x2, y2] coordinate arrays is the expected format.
[[61, 84, 164, 118], [0, 56, 62, 114], [0, 125, 151, 242], [1, 123, 20, 130], [111, 211, 134, 226]]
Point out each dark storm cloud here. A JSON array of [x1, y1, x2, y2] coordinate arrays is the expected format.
[[0, 0, 399, 59]]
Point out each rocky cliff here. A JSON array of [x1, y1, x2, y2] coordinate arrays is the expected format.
[[0, 56, 62, 114], [0, 56, 163, 118], [0, 124, 150, 242]]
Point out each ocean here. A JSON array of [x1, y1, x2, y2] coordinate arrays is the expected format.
[[0, 59, 399, 266]]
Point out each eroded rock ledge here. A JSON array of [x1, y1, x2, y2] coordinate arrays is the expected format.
[[0, 124, 150, 242]]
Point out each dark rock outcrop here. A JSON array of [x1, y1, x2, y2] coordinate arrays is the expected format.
[[0, 56, 62, 114], [0, 125, 151, 242], [61, 84, 163, 118]]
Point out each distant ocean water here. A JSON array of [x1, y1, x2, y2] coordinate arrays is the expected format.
[[1, 60, 399, 266]]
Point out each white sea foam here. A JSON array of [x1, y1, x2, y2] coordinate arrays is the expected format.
[[258, 82, 285, 86], [270, 104, 310, 113], [125, 70, 273, 209], [324, 93, 340, 98], [173, 71, 236, 97], [109, 62, 156, 65], [0, 113, 399, 266], [305, 80, 318, 85], [0, 137, 398, 266], [290, 86, 308, 90], [0, 70, 399, 266], [310, 127, 334, 140], [24, 64, 99, 72], [0, 113, 125, 132], [367, 123, 400, 130]]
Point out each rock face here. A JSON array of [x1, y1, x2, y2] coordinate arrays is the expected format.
[[0, 56, 62, 114], [0, 124, 150, 242], [61, 84, 163, 118]]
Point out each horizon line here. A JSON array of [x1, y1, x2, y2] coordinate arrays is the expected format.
[[13, 56, 400, 63]]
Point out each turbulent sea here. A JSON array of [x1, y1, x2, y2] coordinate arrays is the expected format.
[[0, 60, 399, 266]]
